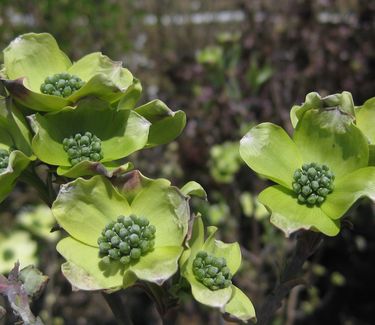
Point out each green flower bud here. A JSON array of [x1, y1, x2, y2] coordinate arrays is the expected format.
[[192, 252, 232, 290], [99, 242, 111, 254], [195, 268, 205, 280], [98, 215, 156, 264], [215, 274, 225, 285], [293, 162, 334, 206], [203, 278, 215, 287], [120, 256, 131, 265], [197, 251, 208, 259], [193, 258, 203, 267], [105, 229, 114, 239], [123, 217, 132, 227], [140, 241, 150, 253], [129, 233, 140, 245], [130, 248, 141, 259], [207, 266, 219, 277], [111, 235, 121, 246], [302, 185, 312, 196], [138, 216, 149, 227], [131, 224, 141, 234], [40, 73, 85, 97], [0, 149, 10, 172], [109, 248, 120, 260], [62, 132, 103, 165], [119, 242, 130, 254], [119, 228, 128, 239]]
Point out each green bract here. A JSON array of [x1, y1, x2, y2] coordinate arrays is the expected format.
[[240, 108, 375, 237], [30, 97, 151, 178], [0, 98, 35, 202], [52, 173, 190, 291], [119, 94, 187, 148], [290, 91, 355, 128], [1, 33, 135, 112], [180, 216, 256, 323], [356, 97, 375, 165]]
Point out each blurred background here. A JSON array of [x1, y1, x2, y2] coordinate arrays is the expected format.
[[0, 0, 374, 324]]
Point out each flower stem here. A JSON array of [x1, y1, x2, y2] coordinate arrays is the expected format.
[[257, 231, 323, 325], [102, 291, 133, 325]]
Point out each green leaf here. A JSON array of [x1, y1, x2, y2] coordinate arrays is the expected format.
[[0, 150, 34, 203], [129, 246, 183, 286], [321, 167, 375, 219], [294, 109, 368, 178], [134, 100, 186, 147], [3, 33, 71, 92], [223, 285, 256, 323], [52, 176, 131, 247], [131, 180, 190, 247], [31, 98, 151, 167], [180, 181, 207, 200], [356, 97, 375, 144], [240, 123, 303, 189], [57, 237, 124, 291], [259, 185, 340, 237]]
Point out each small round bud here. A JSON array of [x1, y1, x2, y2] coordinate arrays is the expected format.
[[99, 242, 111, 254], [207, 266, 219, 277], [307, 194, 318, 205], [193, 258, 203, 267], [129, 233, 140, 245], [119, 228, 128, 239], [197, 251, 208, 259], [120, 256, 131, 265], [195, 268, 205, 280], [131, 224, 141, 234], [307, 167, 317, 177], [292, 182, 301, 193], [203, 278, 215, 287], [123, 217, 132, 227], [292, 162, 334, 206], [105, 229, 114, 239], [119, 242, 130, 254], [130, 248, 141, 259], [109, 248, 120, 260], [111, 235, 121, 246], [311, 181, 319, 191]]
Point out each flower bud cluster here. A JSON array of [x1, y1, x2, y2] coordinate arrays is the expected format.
[[193, 251, 232, 290], [63, 132, 103, 166], [98, 215, 156, 265], [292, 162, 334, 206], [0, 149, 10, 172], [40, 73, 85, 97]]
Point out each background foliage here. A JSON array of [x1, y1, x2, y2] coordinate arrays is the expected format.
[[0, 0, 374, 324]]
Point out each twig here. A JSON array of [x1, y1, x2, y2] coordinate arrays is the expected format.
[[256, 231, 323, 325], [103, 291, 133, 325]]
